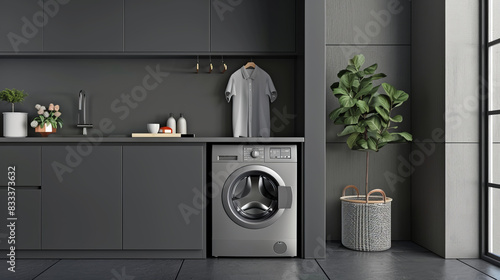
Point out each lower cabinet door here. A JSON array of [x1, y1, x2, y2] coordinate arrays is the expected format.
[[0, 189, 41, 250], [123, 145, 204, 250], [41, 146, 122, 250]]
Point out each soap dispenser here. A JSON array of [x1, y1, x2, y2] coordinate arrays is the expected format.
[[178, 114, 187, 134], [166, 113, 176, 133]]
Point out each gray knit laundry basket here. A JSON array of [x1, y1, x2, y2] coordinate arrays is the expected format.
[[340, 185, 392, 252]]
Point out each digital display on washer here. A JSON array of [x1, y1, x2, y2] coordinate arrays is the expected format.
[[270, 148, 292, 159]]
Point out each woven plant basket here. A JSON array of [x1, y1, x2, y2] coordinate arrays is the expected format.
[[340, 185, 392, 252]]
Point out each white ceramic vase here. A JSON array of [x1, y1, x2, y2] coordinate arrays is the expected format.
[[167, 113, 176, 133], [3, 112, 28, 137], [178, 114, 187, 134]]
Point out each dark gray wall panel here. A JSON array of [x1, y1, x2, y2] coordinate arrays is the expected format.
[[304, 0, 326, 258], [43, 0, 123, 51], [326, 0, 411, 45], [411, 0, 445, 142], [124, 0, 209, 52], [211, 0, 296, 53], [0, 146, 40, 186], [326, 46, 411, 143], [326, 143, 411, 240], [0, 189, 41, 249], [0, 58, 297, 137], [0, 0, 43, 52], [411, 142, 445, 257], [41, 146, 122, 250]]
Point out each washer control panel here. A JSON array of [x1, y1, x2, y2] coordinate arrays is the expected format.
[[244, 147, 265, 161], [270, 148, 292, 159]]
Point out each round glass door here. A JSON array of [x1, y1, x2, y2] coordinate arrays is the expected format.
[[222, 165, 287, 229]]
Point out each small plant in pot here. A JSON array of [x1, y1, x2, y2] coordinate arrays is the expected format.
[[0, 88, 28, 137], [330, 54, 412, 251], [30, 103, 63, 137]]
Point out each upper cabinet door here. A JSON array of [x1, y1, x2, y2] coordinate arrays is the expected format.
[[43, 0, 123, 52], [124, 0, 210, 52], [0, 0, 43, 52], [210, 0, 296, 53]]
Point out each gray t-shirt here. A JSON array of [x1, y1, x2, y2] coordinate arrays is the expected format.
[[225, 66, 277, 137]]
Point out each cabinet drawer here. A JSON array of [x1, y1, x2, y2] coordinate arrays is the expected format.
[[0, 146, 41, 187]]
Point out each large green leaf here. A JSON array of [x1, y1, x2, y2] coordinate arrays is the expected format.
[[350, 54, 365, 70], [365, 116, 381, 131], [338, 125, 363, 137], [356, 100, 369, 113], [332, 87, 348, 96], [344, 114, 360, 125], [339, 95, 356, 108], [382, 83, 397, 101], [337, 70, 349, 79], [363, 63, 378, 75], [347, 133, 360, 149], [390, 115, 403, 123], [329, 107, 348, 121], [375, 106, 389, 121], [357, 139, 368, 149], [373, 95, 390, 111], [395, 132, 413, 141], [367, 137, 378, 151], [346, 65, 357, 73], [354, 82, 373, 99], [366, 73, 387, 81], [340, 74, 350, 89]]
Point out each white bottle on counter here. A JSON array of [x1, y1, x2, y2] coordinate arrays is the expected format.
[[167, 113, 176, 133], [178, 114, 187, 134]]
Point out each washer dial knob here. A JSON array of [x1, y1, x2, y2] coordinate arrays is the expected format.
[[251, 150, 260, 158]]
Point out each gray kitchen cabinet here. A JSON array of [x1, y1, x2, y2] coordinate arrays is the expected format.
[[0, 189, 41, 250], [0, 146, 41, 187], [123, 145, 204, 250], [43, 0, 123, 52], [0, 0, 43, 52], [41, 146, 122, 250], [210, 0, 296, 53], [124, 0, 210, 52]]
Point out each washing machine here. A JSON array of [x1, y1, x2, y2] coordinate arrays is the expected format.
[[211, 145, 297, 257]]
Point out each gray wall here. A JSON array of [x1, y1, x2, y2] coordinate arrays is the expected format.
[[411, 0, 480, 258], [0, 58, 299, 137], [325, 0, 412, 240]]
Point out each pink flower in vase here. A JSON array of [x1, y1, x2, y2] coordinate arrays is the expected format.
[[48, 103, 54, 111], [54, 105, 60, 112]]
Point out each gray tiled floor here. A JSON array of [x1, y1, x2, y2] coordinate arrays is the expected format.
[[0, 242, 498, 280]]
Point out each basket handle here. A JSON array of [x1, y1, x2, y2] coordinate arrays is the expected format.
[[342, 185, 360, 197], [366, 189, 387, 203]]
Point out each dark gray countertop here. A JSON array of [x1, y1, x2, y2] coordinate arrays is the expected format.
[[0, 136, 305, 144]]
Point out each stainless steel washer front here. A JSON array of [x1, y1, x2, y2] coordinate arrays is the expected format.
[[212, 145, 297, 257]]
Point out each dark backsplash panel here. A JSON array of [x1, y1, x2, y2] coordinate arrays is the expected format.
[[0, 58, 298, 137]]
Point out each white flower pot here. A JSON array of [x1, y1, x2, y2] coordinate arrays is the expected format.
[[3, 112, 28, 137]]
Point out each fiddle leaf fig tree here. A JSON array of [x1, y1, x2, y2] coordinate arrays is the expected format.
[[330, 54, 412, 196]]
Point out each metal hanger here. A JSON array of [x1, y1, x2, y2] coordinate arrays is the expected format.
[[209, 55, 214, 73], [196, 56, 199, 74], [221, 56, 227, 74]]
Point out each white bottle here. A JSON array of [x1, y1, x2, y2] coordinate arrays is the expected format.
[[166, 113, 176, 133], [178, 114, 187, 134]]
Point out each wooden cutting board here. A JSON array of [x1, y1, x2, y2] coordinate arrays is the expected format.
[[131, 133, 182, 137]]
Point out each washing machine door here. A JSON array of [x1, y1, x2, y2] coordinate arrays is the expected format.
[[222, 165, 293, 229]]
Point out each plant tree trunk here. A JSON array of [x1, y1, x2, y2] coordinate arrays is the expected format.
[[11, 103, 14, 112], [365, 151, 369, 196]]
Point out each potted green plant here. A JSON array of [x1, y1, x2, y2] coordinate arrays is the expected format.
[[30, 103, 63, 137], [0, 88, 28, 137], [329, 54, 412, 251]]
